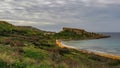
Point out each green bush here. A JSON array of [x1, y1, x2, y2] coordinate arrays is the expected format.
[[23, 46, 48, 60]]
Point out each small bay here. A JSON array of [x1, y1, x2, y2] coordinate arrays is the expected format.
[[62, 33, 120, 55]]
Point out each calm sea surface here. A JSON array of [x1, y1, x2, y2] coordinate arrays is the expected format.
[[62, 33, 120, 55]]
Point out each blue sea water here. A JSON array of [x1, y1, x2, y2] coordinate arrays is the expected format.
[[62, 33, 120, 55]]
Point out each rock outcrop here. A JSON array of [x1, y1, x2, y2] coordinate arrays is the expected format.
[[54, 27, 110, 40]]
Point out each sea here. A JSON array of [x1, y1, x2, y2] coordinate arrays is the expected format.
[[62, 33, 120, 56]]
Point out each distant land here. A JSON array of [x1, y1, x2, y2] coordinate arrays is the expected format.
[[53, 27, 110, 40], [0, 21, 119, 68]]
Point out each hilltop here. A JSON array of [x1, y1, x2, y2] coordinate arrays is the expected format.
[[0, 21, 16, 34], [53, 27, 110, 40], [0, 21, 119, 68]]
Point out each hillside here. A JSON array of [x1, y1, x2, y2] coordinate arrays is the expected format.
[[53, 27, 110, 40], [0, 21, 119, 68]]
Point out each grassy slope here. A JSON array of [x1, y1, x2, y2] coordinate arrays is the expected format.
[[0, 21, 119, 68]]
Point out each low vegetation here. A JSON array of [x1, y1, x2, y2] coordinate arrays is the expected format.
[[0, 21, 119, 68]]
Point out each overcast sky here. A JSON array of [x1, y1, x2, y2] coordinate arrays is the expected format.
[[0, 0, 120, 32]]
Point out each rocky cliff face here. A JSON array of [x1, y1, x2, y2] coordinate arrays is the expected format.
[[63, 27, 85, 34], [54, 27, 110, 40]]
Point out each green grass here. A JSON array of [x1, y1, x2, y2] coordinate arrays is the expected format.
[[0, 21, 119, 68], [23, 46, 49, 60], [0, 21, 15, 31], [0, 44, 119, 68]]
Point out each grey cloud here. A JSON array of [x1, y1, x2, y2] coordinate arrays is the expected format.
[[0, 0, 120, 32]]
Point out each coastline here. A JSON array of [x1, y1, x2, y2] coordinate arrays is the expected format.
[[56, 40, 120, 60]]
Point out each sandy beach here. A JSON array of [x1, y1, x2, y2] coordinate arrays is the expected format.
[[56, 40, 120, 60]]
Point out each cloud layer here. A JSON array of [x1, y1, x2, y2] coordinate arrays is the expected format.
[[0, 0, 120, 32]]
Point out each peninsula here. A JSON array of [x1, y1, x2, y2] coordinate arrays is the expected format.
[[53, 27, 110, 40]]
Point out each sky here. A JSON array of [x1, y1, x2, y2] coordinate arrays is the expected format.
[[0, 0, 120, 32]]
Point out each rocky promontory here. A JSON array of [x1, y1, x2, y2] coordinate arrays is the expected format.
[[53, 27, 110, 40]]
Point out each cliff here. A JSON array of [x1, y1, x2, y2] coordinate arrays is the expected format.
[[53, 27, 110, 40], [63, 27, 85, 34]]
